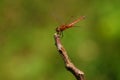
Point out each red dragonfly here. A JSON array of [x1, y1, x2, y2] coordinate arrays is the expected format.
[[56, 16, 85, 34]]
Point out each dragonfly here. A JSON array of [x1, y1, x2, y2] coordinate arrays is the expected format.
[[56, 16, 85, 35]]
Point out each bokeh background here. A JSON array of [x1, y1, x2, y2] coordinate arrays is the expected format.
[[0, 0, 120, 80]]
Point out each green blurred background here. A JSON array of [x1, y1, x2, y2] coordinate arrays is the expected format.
[[0, 0, 120, 80]]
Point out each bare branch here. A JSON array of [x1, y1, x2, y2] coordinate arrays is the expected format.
[[54, 33, 85, 80]]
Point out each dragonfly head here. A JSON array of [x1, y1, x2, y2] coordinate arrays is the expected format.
[[56, 27, 61, 35], [56, 27, 60, 32]]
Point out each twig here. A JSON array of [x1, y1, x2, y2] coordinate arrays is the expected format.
[[54, 33, 85, 80]]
